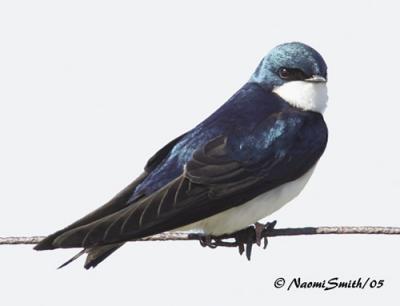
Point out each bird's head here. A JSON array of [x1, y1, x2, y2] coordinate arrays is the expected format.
[[250, 42, 328, 113]]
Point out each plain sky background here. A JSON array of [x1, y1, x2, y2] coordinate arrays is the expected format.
[[1, 0, 399, 305]]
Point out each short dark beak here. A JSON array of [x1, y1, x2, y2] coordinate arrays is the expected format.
[[305, 75, 327, 83]]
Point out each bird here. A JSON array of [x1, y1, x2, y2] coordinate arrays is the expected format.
[[34, 42, 329, 269]]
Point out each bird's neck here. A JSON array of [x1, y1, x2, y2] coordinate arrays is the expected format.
[[272, 81, 328, 113]]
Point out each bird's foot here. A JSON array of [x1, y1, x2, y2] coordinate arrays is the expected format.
[[254, 220, 277, 249], [196, 234, 237, 249], [192, 220, 277, 261], [232, 226, 256, 260], [198, 235, 217, 249], [230, 220, 277, 260]]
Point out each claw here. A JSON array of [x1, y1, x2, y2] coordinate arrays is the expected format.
[[198, 235, 217, 248], [263, 236, 268, 249], [266, 220, 277, 231], [262, 220, 277, 249], [198, 236, 206, 247]]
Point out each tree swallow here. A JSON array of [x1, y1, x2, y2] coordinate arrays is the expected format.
[[35, 42, 328, 268]]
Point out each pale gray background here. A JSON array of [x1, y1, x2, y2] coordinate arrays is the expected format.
[[0, 0, 399, 305]]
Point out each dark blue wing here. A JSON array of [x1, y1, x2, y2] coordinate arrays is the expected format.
[[49, 109, 327, 248], [129, 82, 290, 199], [36, 81, 276, 250]]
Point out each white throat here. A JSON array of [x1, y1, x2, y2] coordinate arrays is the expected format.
[[272, 81, 328, 113]]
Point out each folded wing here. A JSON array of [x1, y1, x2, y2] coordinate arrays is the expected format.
[[50, 111, 327, 249]]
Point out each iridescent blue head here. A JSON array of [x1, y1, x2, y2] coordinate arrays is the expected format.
[[250, 42, 329, 113]]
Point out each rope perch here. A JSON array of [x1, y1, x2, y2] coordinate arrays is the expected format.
[[2, 226, 400, 245]]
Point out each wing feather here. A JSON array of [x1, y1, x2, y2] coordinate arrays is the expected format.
[[35, 133, 187, 251], [51, 112, 327, 249]]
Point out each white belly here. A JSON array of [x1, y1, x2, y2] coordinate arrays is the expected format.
[[177, 166, 316, 235]]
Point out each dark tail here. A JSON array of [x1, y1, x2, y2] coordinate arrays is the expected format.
[[57, 249, 86, 269], [56, 243, 124, 269], [84, 243, 124, 269]]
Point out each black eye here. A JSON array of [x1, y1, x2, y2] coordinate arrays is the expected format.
[[278, 67, 308, 81], [278, 68, 290, 79]]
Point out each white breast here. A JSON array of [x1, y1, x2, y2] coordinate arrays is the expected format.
[[177, 166, 316, 235]]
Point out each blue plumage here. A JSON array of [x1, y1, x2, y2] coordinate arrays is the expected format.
[[132, 82, 291, 198], [35, 42, 329, 269], [132, 81, 326, 200]]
